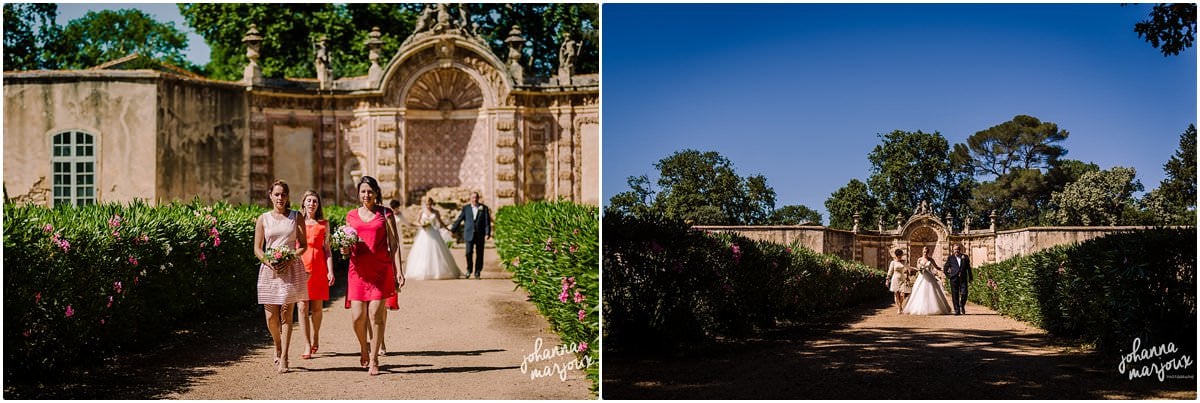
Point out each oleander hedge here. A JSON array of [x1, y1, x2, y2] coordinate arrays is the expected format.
[[970, 228, 1196, 352], [603, 210, 886, 348], [494, 200, 599, 390], [4, 200, 262, 377]]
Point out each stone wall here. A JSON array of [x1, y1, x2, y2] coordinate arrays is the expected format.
[[697, 224, 1180, 268], [4, 72, 159, 205], [155, 77, 249, 203]]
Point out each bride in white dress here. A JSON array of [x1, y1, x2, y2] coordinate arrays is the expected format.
[[404, 197, 463, 280], [903, 246, 952, 315]]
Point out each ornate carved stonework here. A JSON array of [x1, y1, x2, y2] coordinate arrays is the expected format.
[[496, 119, 515, 132], [497, 188, 516, 198], [496, 154, 515, 164], [405, 68, 483, 110], [496, 134, 516, 147]]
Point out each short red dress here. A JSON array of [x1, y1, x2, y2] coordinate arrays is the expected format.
[[302, 219, 331, 301], [346, 207, 397, 302]]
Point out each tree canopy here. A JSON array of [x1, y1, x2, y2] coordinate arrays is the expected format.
[[770, 205, 823, 226], [952, 115, 1069, 178], [58, 9, 193, 71], [3, 3, 60, 70], [607, 150, 778, 225], [1050, 166, 1143, 226], [179, 3, 598, 81], [866, 130, 972, 223], [1133, 3, 1197, 56], [825, 179, 878, 230]]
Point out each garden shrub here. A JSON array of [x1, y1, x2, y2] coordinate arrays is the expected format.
[[4, 200, 261, 377], [970, 228, 1196, 352], [494, 200, 599, 389], [603, 210, 885, 349]]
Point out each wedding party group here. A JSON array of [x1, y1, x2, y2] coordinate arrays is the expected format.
[[252, 176, 492, 375], [886, 244, 973, 316]]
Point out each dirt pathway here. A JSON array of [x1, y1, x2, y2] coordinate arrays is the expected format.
[[604, 300, 1196, 399], [167, 245, 591, 399], [5, 246, 593, 399]]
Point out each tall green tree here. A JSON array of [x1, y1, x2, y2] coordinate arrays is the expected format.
[[952, 115, 1069, 178], [57, 9, 194, 71], [606, 150, 777, 225], [770, 205, 823, 226], [1133, 3, 1197, 57], [866, 130, 968, 223], [952, 115, 1074, 229], [1159, 124, 1197, 214], [3, 3, 60, 70], [1050, 166, 1144, 226], [825, 179, 880, 230]]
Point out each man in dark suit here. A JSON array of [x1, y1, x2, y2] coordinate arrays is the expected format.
[[451, 192, 491, 279], [943, 244, 973, 315]]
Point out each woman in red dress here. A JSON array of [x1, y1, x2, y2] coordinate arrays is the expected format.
[[299, 190, 334, 360], [340, 176, 404, 376]]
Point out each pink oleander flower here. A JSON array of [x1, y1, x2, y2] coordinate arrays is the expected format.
[[100, 319, 105, 325], [569, 244, 579, 253], [559, 290, 570, 303], [213, 236, 221, 247], [65, 305, 75, 318], [578, 309, 587, 321], [108, 215, 122, 228], [544, 237, 554, 252], [208, 227, 220, 238], [42, 224, 53, 233], [34, 292, 42, 304], [199, 252, 207, 262], [128, 256, 139, 266], [107, 295, 114, 308], [730, 244, 742, 264], [113, 281, 123, 294], [578, 341, 588, 352], [987, 278, 998, 290], [573, 291, 585, 303], [200, 241, 207, 248], [573, 228, 579, 235], [111, 230, 119, 237], [512, 257, 520, 267]]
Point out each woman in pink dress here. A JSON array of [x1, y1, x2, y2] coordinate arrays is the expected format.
[[253, 179, 308, 373], [298, 190, 334, 360], [340, 176, 404, 376]]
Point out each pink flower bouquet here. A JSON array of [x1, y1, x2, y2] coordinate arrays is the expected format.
[[262, 245, 298, 273], [330, 225, 360, 256]]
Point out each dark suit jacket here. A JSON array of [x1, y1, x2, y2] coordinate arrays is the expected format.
[[943, 253, 973, 283], [451, 203, 491, 241]]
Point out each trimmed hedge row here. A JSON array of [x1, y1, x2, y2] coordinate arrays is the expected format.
[[603, 211, 886, 347], [970, 228, 1196, 352], [4, 200, 262, 376], [494, 201, 599, 389]]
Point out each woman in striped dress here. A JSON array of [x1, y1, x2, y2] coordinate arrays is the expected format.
[[253, 179, 308, 373]]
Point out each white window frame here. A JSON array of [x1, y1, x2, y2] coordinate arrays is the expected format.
[[51, 130, 97, 207]]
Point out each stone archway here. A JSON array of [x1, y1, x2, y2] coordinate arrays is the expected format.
[[908, 226, 940, 267], [401, 67, 487, 203]]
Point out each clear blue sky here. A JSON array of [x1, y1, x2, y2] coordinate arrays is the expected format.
[[603, 3, 1197, 222], [56, 3, 211, 66]]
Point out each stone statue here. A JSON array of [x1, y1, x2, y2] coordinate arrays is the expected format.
[[413, 4, 436, 34], [314, 36, 331, 90], [457, 3, 473, 34], [558, 33, 581, 84], [436, 3, 452, 29], [914, 200, 931, 216]]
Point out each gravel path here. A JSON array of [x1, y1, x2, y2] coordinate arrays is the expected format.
[[604, 300, 1196, 399]]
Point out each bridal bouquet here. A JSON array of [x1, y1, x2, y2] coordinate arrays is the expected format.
[[330, 225, 360, 255], [263, 245, 299, 273]]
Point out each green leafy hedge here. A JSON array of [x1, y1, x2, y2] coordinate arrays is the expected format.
[[494, 201, 599, 390], [970, 228, 1196, 352], [4, 200, 262, 376], [603, 210, 885, 347]]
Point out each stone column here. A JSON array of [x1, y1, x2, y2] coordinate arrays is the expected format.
[[494, 114, 518, 208]]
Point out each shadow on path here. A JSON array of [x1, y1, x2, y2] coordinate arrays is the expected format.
[[604, 299, 1197, 399]]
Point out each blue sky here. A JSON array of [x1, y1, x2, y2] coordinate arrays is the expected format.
[[603, 3, 1197, 222], [56, 3, 211, 66]]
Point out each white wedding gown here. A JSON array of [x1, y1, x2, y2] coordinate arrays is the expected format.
[[404, 211, 462, 280], [903, 258, 952, 315]]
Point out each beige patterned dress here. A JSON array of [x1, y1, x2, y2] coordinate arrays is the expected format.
[[256, 210, 309, 305]]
